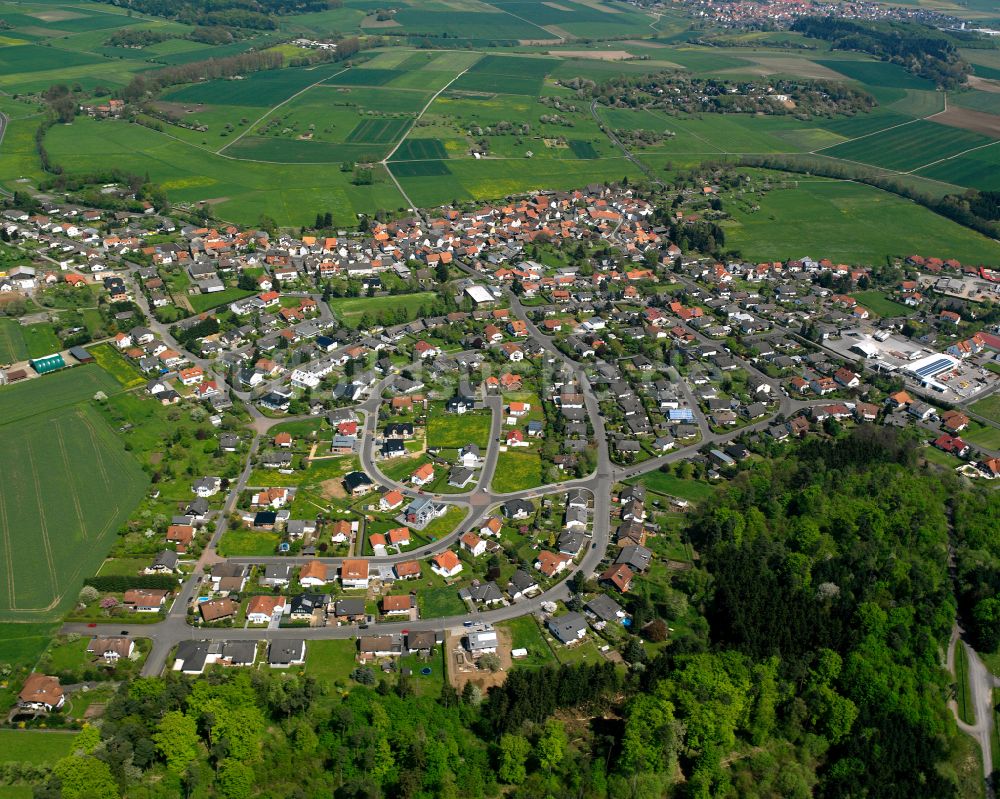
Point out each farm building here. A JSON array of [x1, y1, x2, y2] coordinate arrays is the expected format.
[[69, 346, 94, 364], [30, 353, 66, 374]]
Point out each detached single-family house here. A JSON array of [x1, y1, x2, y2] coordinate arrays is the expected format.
[[431, 550, 463, 578], [18, 674, 64, 712], [341, 559, 370, 590], [547, 612, 587, 645]]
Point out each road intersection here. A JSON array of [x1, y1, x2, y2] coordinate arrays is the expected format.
[[70, 266, 810, 676]]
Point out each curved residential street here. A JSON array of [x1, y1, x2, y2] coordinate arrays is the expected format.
[[68, 263, 820, 676]]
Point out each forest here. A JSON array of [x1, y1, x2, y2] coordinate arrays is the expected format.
[[791, 17, 970, 88], [12, 427, 987, 799]]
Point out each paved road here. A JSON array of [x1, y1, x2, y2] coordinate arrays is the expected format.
[[81, 264, 803, 677]]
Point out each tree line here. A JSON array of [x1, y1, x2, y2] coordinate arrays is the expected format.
[[98, 0, 341, 30]]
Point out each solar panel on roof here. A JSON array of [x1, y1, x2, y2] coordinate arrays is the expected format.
[[913, 358, 951, 379]]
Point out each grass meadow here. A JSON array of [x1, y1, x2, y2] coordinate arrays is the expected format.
[[724, 177, 1000, 264], [328, 292, 435, 327], [0, 729, 79, 764]]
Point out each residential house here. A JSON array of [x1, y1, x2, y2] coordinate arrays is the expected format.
[[547, 613, 587, 645]]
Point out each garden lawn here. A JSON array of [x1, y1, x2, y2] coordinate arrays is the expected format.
[[43, 636, 91, 673], [21, 323, 61, 358], [849, 291, 910, 317], [188, 287, 255, 313], [426, 407, 491, 449], [217, 530, 280, 557], [631, 472, 716, 503], [305, 639, 357, 683], [417, 585, 465, 618], [97, 557, 150, 577], [963, 420, 1000, 450], [501, 615, 557, 668], [0, 730, 78, 764], [423, 506, 467, 541]]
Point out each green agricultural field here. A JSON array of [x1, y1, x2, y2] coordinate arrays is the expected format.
[[44, 117, 406, 226], [329, 292, 435, 327], [0, 95, 47, 187], [376, 10, 550, 41], [849, 291, 910, 317], [823, 120, 993, 173], [390, 138, 449, 161], [396, 155, 642, 209], [953, 90, 1000, 116], [225, 136, 387, 164], [451, 54, 556, 96], [491, 449, 543, 493], [0, 730, 79, 764], [917, 145, 1000, 192], [328, 67, 400, 87], [725, 177, 1000, 264], [0, 44, 103, 72], [0, 402, 148, 621], [0, 318, 28, 363], [164, 61, 348, 106], [817, 59, 936, 90], [0, 364, 119, 425], [345, 117, 410, 144], [818, 109, 916, 140], [426, 407, 492, 449]]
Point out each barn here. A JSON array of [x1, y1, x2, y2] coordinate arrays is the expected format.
[[69, 346, 94, 364]]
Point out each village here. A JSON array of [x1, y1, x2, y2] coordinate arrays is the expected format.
[[3, 177, 1000, 717]]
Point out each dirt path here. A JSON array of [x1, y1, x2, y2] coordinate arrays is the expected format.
[[948, 626, 997, 796]]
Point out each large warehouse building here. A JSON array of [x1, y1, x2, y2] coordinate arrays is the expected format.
[[904, 353, 960, 388]]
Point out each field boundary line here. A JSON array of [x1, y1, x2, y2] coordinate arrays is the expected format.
[[906, 139, 1000, 176], [811, 116, 924, 154], [383, 58, 482, 209], [25, 439, 58, 609], [56, 414, 89, 541], [0, 476, 16, 609], [481, 2, 564, 41], [217, 65, 351, 155], [80, 409, 115, 491]]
